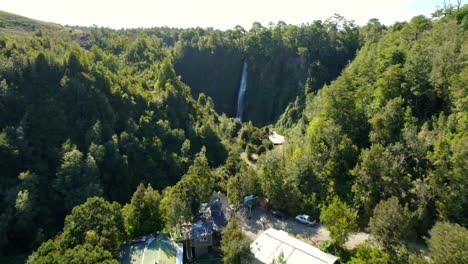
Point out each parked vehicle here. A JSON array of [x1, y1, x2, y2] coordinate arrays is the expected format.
[[295, 214, 316, 226], [271, 210, 287, 220]]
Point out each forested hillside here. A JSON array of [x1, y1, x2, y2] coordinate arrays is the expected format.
[[171, 16, 359, 125], [0, 11, 254, 258], [270, 6, 467, 227], [0, 10, 63, 37], [0, 4, 467, 264], [69, 17, 360, 125], [263, 5, 467, 261]]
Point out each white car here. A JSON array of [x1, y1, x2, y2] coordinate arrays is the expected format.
[[295, 214, 316, 226]]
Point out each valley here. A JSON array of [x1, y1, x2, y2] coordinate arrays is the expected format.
[[0, 3, 467, 264]]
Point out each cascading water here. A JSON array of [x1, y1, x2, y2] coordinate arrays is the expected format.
[[236, 61, 248, 121]]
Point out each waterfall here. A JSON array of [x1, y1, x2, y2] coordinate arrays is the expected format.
[[236, 61, 248, 121]]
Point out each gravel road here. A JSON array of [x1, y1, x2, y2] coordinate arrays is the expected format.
[[240, 207, 368, 250]]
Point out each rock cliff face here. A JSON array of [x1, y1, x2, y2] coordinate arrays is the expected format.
[[173, 20, 359, 125]]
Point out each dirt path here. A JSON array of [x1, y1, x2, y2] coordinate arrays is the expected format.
[[240, 152, 257, 169], [407, 241, 429, 256], [344, 233, 370, 249]]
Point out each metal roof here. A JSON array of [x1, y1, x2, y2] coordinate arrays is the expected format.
[[120, 234, 183, 264], [250, 228, 338, 264], [268, 131, 285, 145], [191, 192, 231, 238], [190, 219, 213, 239]]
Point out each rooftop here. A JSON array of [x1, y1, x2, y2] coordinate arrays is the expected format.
[[207, 192, 231, 231], [191, 192, 232, 239], [250, 228, 338, 264], [120, 234, 183, 264], [190, 218, 213, 240], [268, 131, 285, 145]]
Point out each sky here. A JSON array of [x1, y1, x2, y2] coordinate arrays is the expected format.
[[0, 0, 464, 30]]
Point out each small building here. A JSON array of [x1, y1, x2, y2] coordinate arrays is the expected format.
[[187, 192, 232, 258], [189, 218, 214, 257], [268, 131, 285, 145], [250, 228, 338, 264], [120, 234, 183, 264]]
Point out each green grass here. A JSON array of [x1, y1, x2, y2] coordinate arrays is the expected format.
[[0, 10, 64, 37]]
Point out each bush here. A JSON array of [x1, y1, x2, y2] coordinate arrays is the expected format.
[[369, 197, 412, 251], [320, 197, 358, 246], [347, 244, 391, 264], [426, 222, 468, 264], [221, 218, 252, 264], [318, 240, 352, 263]]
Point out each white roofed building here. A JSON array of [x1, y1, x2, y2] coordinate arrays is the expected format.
[[268, 131, 285, 145], [250, 228, 338, 264]]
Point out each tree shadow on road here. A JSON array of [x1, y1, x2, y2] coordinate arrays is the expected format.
[[240, 207, 320, 239]]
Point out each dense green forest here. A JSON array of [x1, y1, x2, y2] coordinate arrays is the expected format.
[[0, 9, 272, 261], [171, 16, 359, 124], [0, 3, 467, 264]]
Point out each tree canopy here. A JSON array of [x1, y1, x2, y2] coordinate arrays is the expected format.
[[320, 197, 358, 246], [0, 5, 467, 263]]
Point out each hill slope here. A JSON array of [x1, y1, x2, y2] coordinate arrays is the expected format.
[[0, 10, 64, 37], [0, 6, 467, 263]]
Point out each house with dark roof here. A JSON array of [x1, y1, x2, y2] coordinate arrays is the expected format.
[[188, 218, 213, 257], [206, 192, 231, 232], [186, 192, 232, 258]]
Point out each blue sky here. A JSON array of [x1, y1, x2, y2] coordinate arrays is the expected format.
[[0, 0, 465, 29]]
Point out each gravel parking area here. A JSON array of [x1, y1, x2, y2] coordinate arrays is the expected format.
[[239, 207, 369, 250]]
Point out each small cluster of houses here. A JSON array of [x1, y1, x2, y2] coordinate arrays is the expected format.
[[121, 191, 337, 264], [182, 192, 337, 264], [120, 131, 338, 264]]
